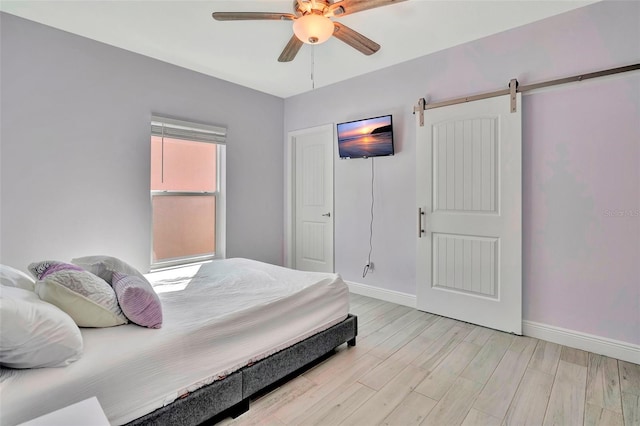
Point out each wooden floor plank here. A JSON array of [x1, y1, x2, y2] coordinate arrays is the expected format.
[[463, 326, 495, 346], [586, 353, 623, 414], [503, 368, 554, 425], [356, 308, 432, 356], [340, 364, 428, 425], [413, 324, 472, 372], [292, 382, 375, 426], [460, 331, 513, 385], [367, 312, 438, 361], [622, 392, 640, 426], [380, 391, 437, 426], [462, 408, 502, 426], [349, 294, 384, 311], [302, 346, 380, 385], [472, 337, 537, 419], [460, 408, 501, 426], [619, 360, 640, 396], [421, 377, 484, 426], [560, 345, 589, 367], [584, 403, 624, 426], [414, 341, 481, 400], [358, 335, 433, 391], [354, 299, 399, 327], [229, 375, 316, 425], [358, 306, 415, 342], [543, 360, 587, 426], [276, 353, 382, 424], [528, 340, 562, 375], [419, 316, 458, 340], [220, 415, 285, 426], [619, 361, 640, 425], [509, 335, 539, 354], [347, 294, 364, 307], [358, 303, 411, 330]]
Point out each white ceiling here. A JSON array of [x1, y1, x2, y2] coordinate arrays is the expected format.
[[1, 0, 597, 98]]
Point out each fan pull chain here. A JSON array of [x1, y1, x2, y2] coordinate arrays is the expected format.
[[311, 45, 315, 90]]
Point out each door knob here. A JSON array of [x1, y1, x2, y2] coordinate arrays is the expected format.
[[322, 212, 331, 217]]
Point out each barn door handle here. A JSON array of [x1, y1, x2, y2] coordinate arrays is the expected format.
[[418, 207, 425, 238], [322, 212, 331, 217]]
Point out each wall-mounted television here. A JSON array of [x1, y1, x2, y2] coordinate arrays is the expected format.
[[337, 114, 394, 159]]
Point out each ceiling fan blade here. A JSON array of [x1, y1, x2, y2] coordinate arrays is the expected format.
[[329, 0, 407, 17], [212, 12, 296, 21], [278, 35, 304, 62], [332, 22, 380, 56]]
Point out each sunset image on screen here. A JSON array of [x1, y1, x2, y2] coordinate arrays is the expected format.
[[337, 115, 393, 158]]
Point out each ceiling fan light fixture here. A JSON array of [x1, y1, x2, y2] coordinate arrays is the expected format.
[[293, 14, 334, 44]]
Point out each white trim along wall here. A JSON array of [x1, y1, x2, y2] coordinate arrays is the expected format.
[[346, 281, 640, 365]]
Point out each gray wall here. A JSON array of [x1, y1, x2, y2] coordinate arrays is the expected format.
[[284, 1, 640, 345], [0, 13, 284, 272]]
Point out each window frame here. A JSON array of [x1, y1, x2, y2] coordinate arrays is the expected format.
[[150, 117, 226, 270]]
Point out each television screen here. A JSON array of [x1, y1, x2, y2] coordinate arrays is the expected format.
[[337, 115, 394, 159]]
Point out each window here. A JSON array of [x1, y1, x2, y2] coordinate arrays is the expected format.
[[150, 116, 226, 268]]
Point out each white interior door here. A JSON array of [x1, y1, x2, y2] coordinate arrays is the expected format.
[[416, 94, 522, 334], [291, 125, 334, 273]]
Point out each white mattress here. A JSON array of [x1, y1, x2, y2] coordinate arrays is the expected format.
[[0, 258, 349, 425]]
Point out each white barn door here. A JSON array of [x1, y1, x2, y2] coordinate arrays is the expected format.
[[291, 125, 334, 273], [416, 94, 522, 334]]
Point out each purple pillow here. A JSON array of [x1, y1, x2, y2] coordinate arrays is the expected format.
[[112, 272, 163, 329]]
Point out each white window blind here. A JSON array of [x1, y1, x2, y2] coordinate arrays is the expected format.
[[151, 115, 226, 144]]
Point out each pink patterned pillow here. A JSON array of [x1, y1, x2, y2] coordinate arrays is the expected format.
[[112, 272, 162, 329]]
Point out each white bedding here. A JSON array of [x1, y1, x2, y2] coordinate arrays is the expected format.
[[0, 258, 349, 425]]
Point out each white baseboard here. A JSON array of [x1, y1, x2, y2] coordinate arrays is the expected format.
[[346, 282, 639, 364], [346, 281, 416, 308], [523, 320, 640, 365]]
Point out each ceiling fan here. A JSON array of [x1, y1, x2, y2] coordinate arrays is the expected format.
[[212, 0, 406, 62]]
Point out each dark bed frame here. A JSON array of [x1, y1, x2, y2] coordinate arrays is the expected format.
[[125, 314, 358, 426]]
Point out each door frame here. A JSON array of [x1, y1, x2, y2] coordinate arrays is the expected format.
[[285, 123, 335, 270]]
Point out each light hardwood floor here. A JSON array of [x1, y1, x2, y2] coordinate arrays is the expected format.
[[220, 294, 640, 426]]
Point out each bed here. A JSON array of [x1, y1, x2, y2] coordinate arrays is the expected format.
[[0, 258, 357, 425]]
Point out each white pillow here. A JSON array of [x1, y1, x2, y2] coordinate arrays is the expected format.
[[71, 255, 148, 284], [0, 286, 83, 368], [28, 261, 128, 328], [0, 264, 35, 292]]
